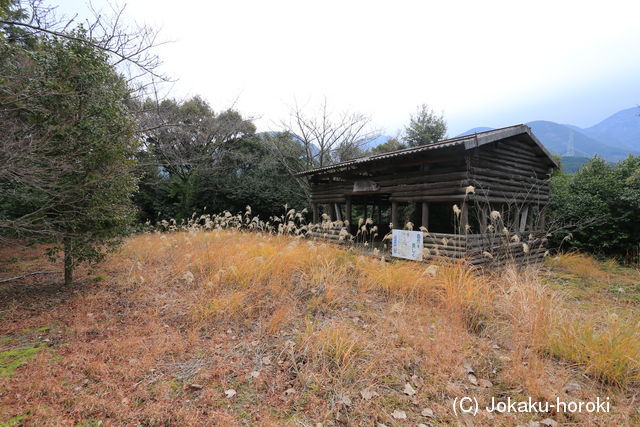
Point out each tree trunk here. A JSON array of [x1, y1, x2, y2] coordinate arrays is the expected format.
[[64, 240, 73, 285]]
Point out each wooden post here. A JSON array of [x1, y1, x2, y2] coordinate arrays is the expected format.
[[391, 201, 399, 229], [326, 204, 334, 221], [312, 203, 319, 224], [421, 202, 429, 230], [334, 203, 342, 222], [479, 206, 488, 233], [512, 206, 521, 233], [345, 198, 352, 225], [519, 205, 529, 233], [460, 202, 469, 234]]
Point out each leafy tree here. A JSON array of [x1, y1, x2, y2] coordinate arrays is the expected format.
[[549, 156, 640, 260], [137, 96, 258, 220], [194, 133, 307, 218], [372, 138, 407, 153], [404, 104, 447, 147], [1, 31, 139, 284]]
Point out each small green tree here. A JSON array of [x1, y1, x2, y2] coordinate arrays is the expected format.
[[1, 31, 139, 284], [404, 104, 447, 147], [372, 138, 407, 153]]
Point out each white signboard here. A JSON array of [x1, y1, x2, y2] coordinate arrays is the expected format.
[[391, 230, 424, 261]]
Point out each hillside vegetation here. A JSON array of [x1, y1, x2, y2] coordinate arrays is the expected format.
[[1, 231, 639, 425]]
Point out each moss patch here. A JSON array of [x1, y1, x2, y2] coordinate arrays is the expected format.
[[0, 344, 44, 377], [0, 413, 29, 427]]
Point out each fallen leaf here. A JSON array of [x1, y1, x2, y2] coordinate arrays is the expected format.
[[421, 407, 434, 418], [224, 389, 236, 398], [183, 271, 194, 283], [391, 410, 407, 419], [540, 418, 558, 427], [478, 379, 492, 388], [360, 389, 379, 400], [247, 371, 260, 379], [403, 382, 416, 396], [463, 362, 474, 373], [337, 394, 352, 407], [187, 383, 203, 390], [411, 374, 424, 388], [563, 382, 581, 395], [261, 356, 271, 365], [284, 387, 296, 395], [468, 373, 479, 386]]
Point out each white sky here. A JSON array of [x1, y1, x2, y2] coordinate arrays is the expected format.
[[57, 0, 640, 136]]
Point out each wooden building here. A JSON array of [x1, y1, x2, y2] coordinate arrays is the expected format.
[[297, 125, 559, 265]]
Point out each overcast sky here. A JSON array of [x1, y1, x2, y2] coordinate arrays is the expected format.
[[57, 0, 640, 136]]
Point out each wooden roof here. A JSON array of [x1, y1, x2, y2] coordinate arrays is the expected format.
[[296, 124, 559, 177]]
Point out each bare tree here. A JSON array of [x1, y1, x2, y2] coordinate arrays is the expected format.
[[0, 0, 169, 88], [278, 98, 379, 169]]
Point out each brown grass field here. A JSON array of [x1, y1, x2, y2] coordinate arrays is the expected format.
[[1, 231, 639, 426]]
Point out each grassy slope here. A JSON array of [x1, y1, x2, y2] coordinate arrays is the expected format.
[[0, 232, 639, 426]]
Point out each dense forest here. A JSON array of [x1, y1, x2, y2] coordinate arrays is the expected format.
[[1, 0, 639, 287]]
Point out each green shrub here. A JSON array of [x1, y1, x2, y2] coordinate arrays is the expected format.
[[549, 156, 640, 261]]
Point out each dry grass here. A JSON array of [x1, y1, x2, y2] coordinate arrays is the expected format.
[[1, 231, 639, 425], [548, 252, 609, 282], [548, 314, 640, 387]]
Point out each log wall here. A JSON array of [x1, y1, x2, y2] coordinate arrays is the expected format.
[[467, 137, 553, 204], [309, 147, 470, 204], [305, 226, 547, 268]]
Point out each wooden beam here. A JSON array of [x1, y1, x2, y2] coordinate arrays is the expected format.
[[421, 202, 429, 230], [460, 202, 469, 234], [345, 198, 352, 225], [479, 205, 488, 233], [334, 203, 342, 222], [327, 204, 334, 221], [512, 206, 521, 232], [519, 205, 529, 233], [391, 201, 399, 229], [312, 203, 319, 224]]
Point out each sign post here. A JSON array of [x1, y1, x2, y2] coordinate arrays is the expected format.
[[391, 230, 424, 261]]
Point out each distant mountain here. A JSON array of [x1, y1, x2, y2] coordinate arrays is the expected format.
[[456, 127, 494, 137], [526, 120, 632, 160], [581, 107, 640, 152], [457, 107, 640, 166]]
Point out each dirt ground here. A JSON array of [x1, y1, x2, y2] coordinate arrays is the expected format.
[[1, 233, 638, 426]]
